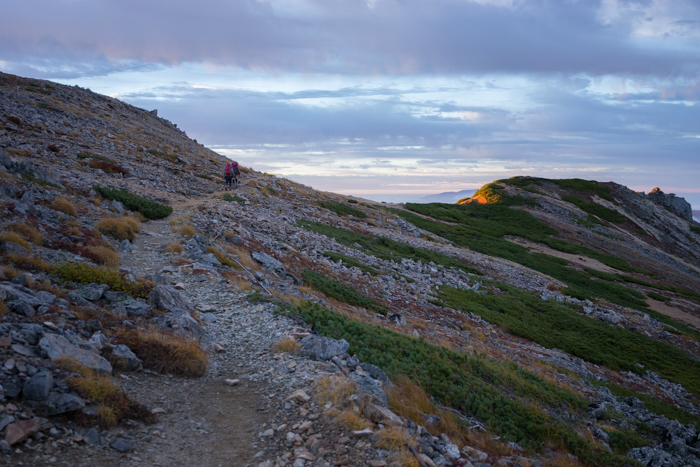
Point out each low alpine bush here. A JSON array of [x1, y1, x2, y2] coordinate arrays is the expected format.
[[93, 186, 172, 220]]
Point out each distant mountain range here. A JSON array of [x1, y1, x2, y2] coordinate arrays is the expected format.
[[419, 189, 476, 204], [694, 210, 700, 223]]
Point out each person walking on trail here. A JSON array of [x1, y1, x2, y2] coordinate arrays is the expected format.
[[224, 160, 241, 189], [224, 161, 233, 188]]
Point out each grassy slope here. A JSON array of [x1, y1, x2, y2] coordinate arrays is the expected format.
[[289, 302, 628, 465]]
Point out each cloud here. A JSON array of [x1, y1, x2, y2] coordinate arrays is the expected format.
[[1, 0, 699, 77]]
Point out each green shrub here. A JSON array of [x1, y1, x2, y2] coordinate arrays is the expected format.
[[317, 200, 367, 218], [288, 302, 625, 465], [551, 178, 613, 201], [298, 220, 480, 275], [93, 186, 172, 220], [434, 283, 700, 397], [646, 291, 670, 302], [222, 194, 245, 203], [607, 429, 648, 454], [691, 225, 700, 235], [561, 195, 626, 223], [323, 251, 380, 276], [301, 269, 388, 315], [55, 262, 154, 299]]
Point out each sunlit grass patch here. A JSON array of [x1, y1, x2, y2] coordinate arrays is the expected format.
[[114, 329, 207, 377]]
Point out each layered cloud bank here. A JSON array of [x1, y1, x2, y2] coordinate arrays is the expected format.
[[1, 0, 699, 204]]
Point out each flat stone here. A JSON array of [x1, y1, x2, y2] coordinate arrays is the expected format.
[[363, 403, 403, 426], [83, 428, 102, 446], [148, 285, 193, 313], [4, 419, 40, 445], [39, 333, 112, 374], [11, 344, 38, 358], [110, 437, 134, 453], [0, 336, 11, 347], [0, 413, 15, 432], [286, 390, 311, 403]]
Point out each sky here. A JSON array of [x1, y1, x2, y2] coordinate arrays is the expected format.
[[1, 0, 699, 206]]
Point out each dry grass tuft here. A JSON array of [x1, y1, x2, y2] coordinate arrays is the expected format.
[[115, 329, 207, 377], [51, 196, 78, 216], [0, 299, 7, 316], [164, 243, 184, 254], [391, 449, 421, 467], [96, 216, 141, 241], [316, 375, 359, 409], [56, 358, 153, 428], [387, 376, 466, 447], [7, 254, 51, 272], [335, 410, 372, 431], [207, 246, 237, 268], [546, 283, 558, 292], [224, 244, 258, 271], [377, 426, 409, 450], [271, 336, 300, 354], [7, 222, 42, 244], [87, 245, 120, 267], [178, 224, 196, 239], [0, 231, 31, 250]]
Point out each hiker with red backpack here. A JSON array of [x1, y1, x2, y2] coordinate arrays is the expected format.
[[224, 161, 240, 189]]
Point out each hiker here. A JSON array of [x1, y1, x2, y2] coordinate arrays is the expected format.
[[224, 161, 234, 188], [230, 160, 240, 187]]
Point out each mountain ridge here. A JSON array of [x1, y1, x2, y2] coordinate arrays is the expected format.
[[1, 71, 700, 467]]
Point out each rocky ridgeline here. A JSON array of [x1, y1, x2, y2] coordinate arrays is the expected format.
[[1, 71, 700, 466]]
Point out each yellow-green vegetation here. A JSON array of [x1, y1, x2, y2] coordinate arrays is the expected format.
[[57, 358, 153, 428], [301, 268, 388, 315], [287, 302, 626, 465], [50, 196, 78, 216], [0, 231, 31, 250], [434, 282, 700, 398], [93, 185, 173, 220], [297, 220, 479, 275], [270, 336, 301, 354], [55, 262, 154, 298], [470, 182, 534, 206], [207, 246, 237, 268], [317, 200, 367, 218], [164, 243, 184, 254], [387, 376, 466, 444], [95, 216, 141, 241], [178, 224, 196, 238], [114, 329, 207, 377], [7, 222, 42, 244], [86, 245, 120, 267]]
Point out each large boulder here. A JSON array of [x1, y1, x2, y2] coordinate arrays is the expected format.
[[148, 285, 193, 313], [38, 333, 112, 374], [298, 335, 349, 361], [646, 188, 693, 222], [73, 283, 109, 301], [350, 373, 388, 408], [42, 392, 85, 416], [4, 419, 40, 446], [105, 344, 142, 372], [22, 371, 53, 401], [152, 312, 203, 339]]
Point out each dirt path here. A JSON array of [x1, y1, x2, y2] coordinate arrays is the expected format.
[[504, 236, 621, 274], [647, 299, 700, 331]]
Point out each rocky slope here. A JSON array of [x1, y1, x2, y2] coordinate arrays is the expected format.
[[1, 71, 700, 467]]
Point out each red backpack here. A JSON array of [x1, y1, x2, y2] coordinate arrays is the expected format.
[[225, 162, 232, 175], [231, 161, 240, 175]]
